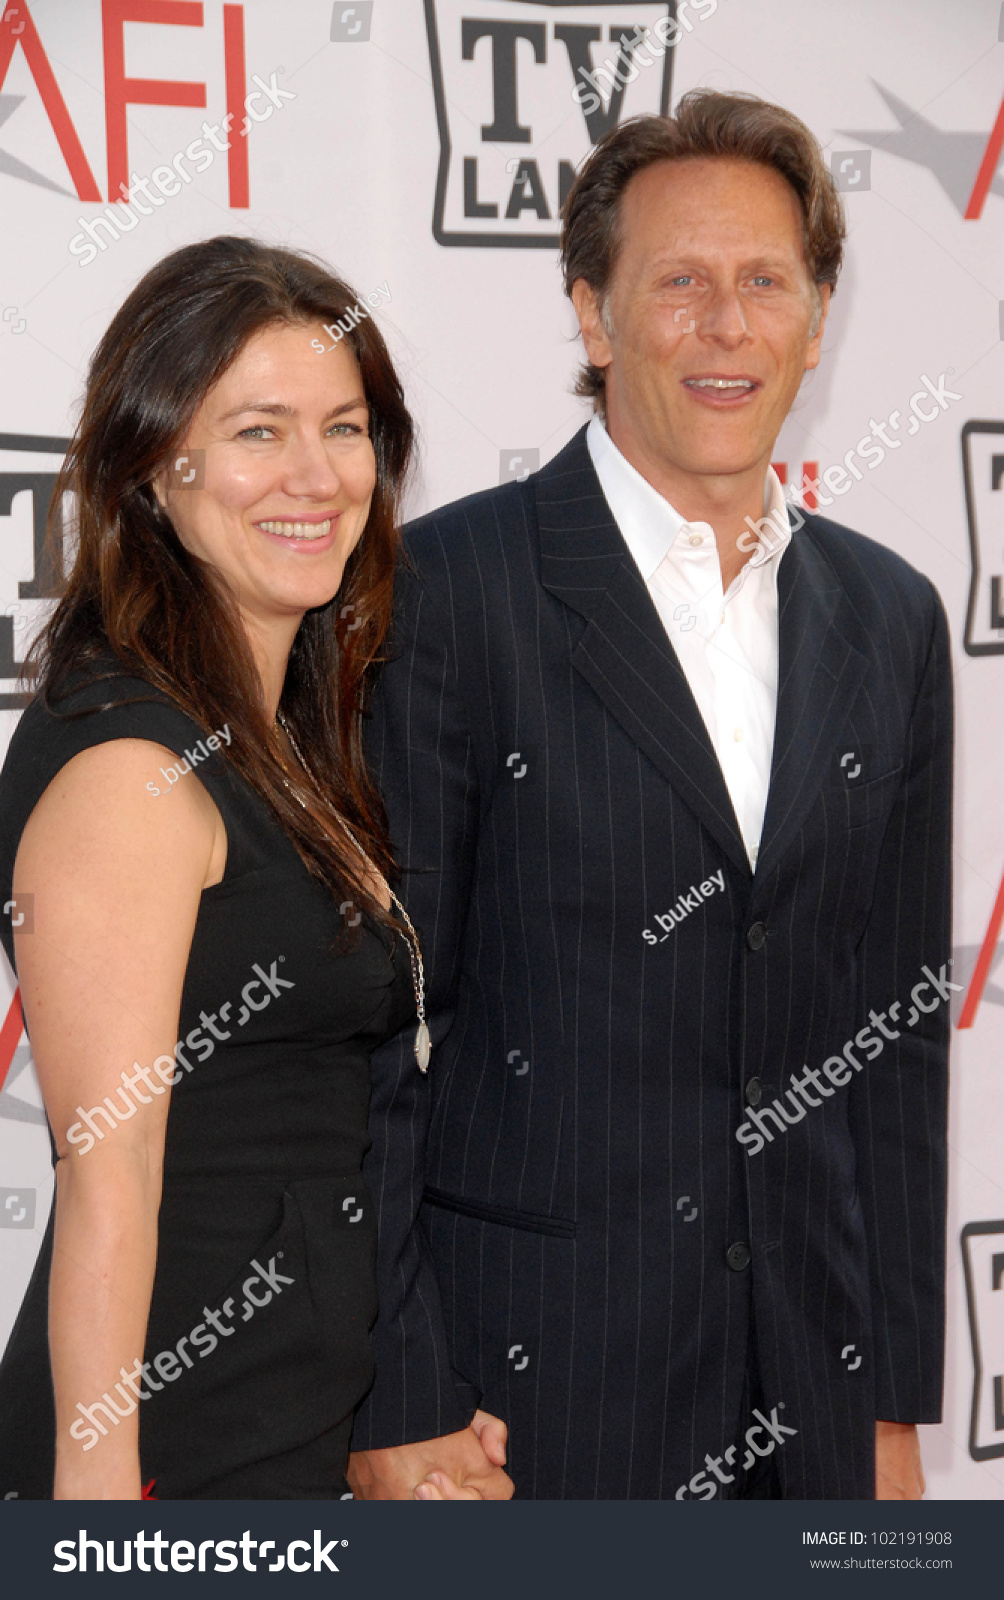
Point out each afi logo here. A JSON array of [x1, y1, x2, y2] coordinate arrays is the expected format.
[[0, 2, 253, 208], [840, 83, 1004, 221], [425, 1, 679, 248]]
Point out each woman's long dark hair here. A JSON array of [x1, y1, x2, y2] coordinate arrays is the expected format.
[[26, 236, 413, 925]]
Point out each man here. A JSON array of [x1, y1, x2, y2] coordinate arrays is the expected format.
[[349, 90, 951, 1500]]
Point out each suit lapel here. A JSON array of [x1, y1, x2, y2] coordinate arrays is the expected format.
[[754, 524, 869, 882], [535, 428, 750, 879]]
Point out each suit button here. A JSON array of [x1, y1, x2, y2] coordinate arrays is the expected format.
[[746, 1076, 762, 1107], [746, 922, 766, 951], [726, 1242, 751, 1272]]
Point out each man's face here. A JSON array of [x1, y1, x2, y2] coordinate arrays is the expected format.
[[573, 156, 829, 481]]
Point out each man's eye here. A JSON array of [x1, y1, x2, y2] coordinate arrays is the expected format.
[[750, 276, 774, 287], [669, 276, 692, 287]]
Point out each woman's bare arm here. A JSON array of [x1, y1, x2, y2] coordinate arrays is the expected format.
[[12, 737, 225, 1499]]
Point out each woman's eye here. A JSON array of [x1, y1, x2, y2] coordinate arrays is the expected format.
[[237, 425, 274, 440], [327, 422, 365, 437]]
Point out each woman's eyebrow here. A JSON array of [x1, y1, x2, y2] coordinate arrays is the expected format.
[[216, 396, 369, 422]]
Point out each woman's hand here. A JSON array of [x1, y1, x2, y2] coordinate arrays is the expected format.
[[348, 1411, 513, 1501]]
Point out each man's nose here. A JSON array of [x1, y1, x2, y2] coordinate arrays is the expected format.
[[697, 288, 749, 346]]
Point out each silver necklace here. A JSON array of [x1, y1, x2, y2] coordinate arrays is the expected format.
[[275, 710, 431, 1073]]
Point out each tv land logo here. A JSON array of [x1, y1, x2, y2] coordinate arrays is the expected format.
[[423, 0, 682, 249], [962, 421, 1004, 657], [0, 431, 68, 711], [961, 1221, 1004, 1462]]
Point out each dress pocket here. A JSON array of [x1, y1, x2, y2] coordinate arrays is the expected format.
[[140, 1180, 375, 1498]]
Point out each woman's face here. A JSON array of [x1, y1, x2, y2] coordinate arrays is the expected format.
[[156, 319, 377, 638]]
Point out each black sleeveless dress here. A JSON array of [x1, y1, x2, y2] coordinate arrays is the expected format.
[[0, 671, 415, 1499]]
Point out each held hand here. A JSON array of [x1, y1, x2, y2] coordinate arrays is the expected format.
[[414, 1472, 486, 1500], [347, 1411, 513, 1501], [875, 1421, 925, 1499], [468, 1408, 509, 1468]]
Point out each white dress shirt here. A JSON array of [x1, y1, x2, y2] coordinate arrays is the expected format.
[[586, 415, 791, 868]]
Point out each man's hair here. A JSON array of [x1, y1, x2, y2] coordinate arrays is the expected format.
[[560, 90, 846, 405]]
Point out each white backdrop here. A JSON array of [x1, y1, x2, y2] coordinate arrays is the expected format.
[[0, 0, 1002, 1500]]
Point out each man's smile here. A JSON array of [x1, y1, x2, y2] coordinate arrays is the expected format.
[[682, 374, 762, 406]]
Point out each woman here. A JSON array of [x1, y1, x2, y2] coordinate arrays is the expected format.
[[0, 237, 504, 1499]]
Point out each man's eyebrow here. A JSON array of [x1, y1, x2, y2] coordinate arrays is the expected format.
[[647, 252, 798, 274], [216, 396, 369, 422]]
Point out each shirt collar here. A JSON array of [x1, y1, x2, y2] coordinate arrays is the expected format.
[[585, 413, 792, 584]]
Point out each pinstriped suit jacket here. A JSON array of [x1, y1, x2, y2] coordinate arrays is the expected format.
[[353, 424, 952, 1500]]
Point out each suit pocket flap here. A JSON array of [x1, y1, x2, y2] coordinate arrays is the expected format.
[[423, 1185, 576, 1238]]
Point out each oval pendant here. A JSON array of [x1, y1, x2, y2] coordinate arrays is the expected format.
[[415, 1021, 432, 1073]]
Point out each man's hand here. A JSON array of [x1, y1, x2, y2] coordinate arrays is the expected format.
[[347, 1411, 514, 1500], [875, 1421, 925, 1499]]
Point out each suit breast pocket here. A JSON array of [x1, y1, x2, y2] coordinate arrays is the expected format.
[[839, 764, 903, 832]]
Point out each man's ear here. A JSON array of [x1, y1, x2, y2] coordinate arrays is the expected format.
[[571, 278, 613, 375], [805, 283, 831, 371]]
